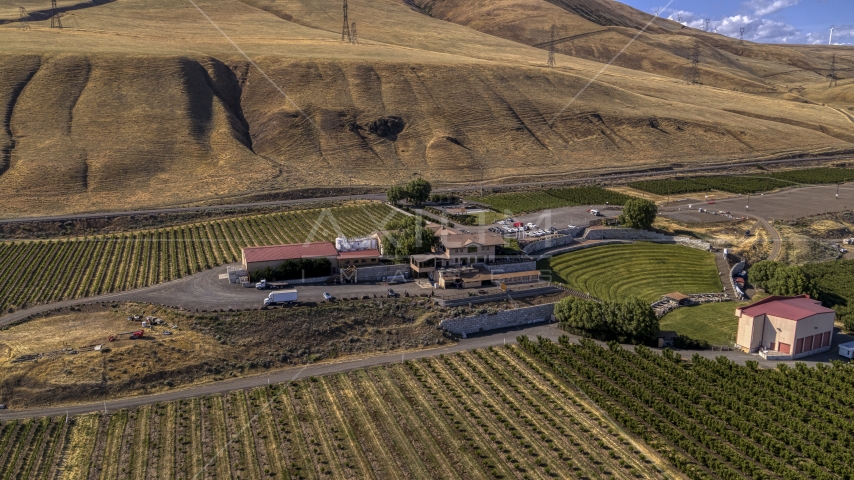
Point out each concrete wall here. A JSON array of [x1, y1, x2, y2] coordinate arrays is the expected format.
[[522, 235, 576, 254], [583, 228, 673, 241], [439, 303, 555, 336], [355, 264, 411, 282], [729, 260, 747, 296], [484, 261, 538, 274]]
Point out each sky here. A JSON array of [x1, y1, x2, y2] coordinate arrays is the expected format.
[[620, 0, 853, 44]]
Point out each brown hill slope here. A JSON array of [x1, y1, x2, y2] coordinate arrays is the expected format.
[[0, 0, 852, 217], [405, 0, 854, 95]]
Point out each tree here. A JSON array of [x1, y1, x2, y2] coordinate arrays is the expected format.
[[749, 260, 782, 288], [381, 216, 437, 257], [765, 265, 816, 297], [387, 186, 405, 205], [554, 295, 658, 344], [618, 198, 657, 230], [405, 178, 432, 205], [835, 305, 854, 332]]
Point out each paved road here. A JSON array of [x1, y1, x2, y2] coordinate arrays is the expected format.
[[2, 154, 850, 224]]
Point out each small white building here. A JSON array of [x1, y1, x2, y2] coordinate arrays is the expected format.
[[839, 341, 854, 359]]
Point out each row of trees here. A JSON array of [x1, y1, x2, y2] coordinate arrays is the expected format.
[[387, 178, 432, 206], [553, 296, 659, 344], [249, 257, 332, 282], [749, 260, 816, 297], [380, 216, 438, 257]]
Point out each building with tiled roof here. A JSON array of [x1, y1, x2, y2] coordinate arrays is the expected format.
[[735, 295, 835, 359]]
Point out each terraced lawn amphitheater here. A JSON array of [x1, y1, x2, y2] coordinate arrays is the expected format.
[[542, 244, 722, 302], [468, 187, 634, 214], [2, 348, 677, 480], [0, 203, 405, 315]]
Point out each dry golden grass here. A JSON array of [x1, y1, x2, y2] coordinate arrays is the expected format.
[[0, 0, 852, 217]]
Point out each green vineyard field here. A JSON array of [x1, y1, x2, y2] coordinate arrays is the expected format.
[[519, 336, 854, 480], [468, 186, 634, 214], [2, 347, 675, 480], [8, 341, 854, 479], [628, 167, 854, 196], [0, 203, 405, 314]]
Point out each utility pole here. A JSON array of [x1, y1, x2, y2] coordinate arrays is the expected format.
[[19, 7, 30, 30], [685, 39, 701, 85], [341, 0, 351, 43], [350, 21, 358, 44], [50, 0, 62, 28], [828, 54, 839, 87], [547, 24, 556, 68]]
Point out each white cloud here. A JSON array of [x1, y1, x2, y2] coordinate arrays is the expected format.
[[745, 0, 800, 16], [657, 4, 849, 45]]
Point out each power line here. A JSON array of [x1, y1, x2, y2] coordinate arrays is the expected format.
[[19, 6, 30, 30], [50, 0, 62, 28], [547, 24, 556, 68], [341, 0, 351, 43]]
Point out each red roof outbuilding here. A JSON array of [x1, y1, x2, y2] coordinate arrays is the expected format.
[[737, 295, 834, 322], [242, 242, 338, 263]]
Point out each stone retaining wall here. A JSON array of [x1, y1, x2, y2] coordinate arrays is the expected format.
[[439, 303, 556, 336]]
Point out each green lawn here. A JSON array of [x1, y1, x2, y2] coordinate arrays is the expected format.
[[659, 301, 742, 346], [540, 243, 723, 302]]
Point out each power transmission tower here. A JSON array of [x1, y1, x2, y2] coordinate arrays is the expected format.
[[677, 13, 683, 23], [547, 24, 556, 68], [703, 18, 710, 32], [341, 0, 351, 43], [685, 40, 701, 85], [828, 54, 839, 87], [50, 0, 62, 28], [350, 21, 358, 44], [19, 7, 30, 30], [739, 27, 745, 44]]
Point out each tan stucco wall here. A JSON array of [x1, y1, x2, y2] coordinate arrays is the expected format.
[[736, 311, 834, 353]]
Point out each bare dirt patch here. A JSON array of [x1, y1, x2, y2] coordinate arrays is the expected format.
[[0, 300, 452, 408]]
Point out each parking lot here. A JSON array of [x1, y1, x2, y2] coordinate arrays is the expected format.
[[662, 183, 854, 223]]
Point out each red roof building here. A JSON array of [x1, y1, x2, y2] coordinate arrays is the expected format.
[[241, 242, 340, 273], [735, 295, 835, 359]]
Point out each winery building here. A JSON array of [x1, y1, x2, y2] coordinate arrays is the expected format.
[[735, 295, 835, 359]]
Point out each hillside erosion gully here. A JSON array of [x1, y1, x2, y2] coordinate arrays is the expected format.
[[0, 320, 844, 421], [0, 154, 851, 224]]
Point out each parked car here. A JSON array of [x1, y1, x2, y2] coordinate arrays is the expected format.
[[0, 404, 6, 410], [387, 289, 400, 298], [323, 292, 332, 302]]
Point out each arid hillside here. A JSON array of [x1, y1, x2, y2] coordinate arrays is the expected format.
[[0, 0, 852, 217]]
